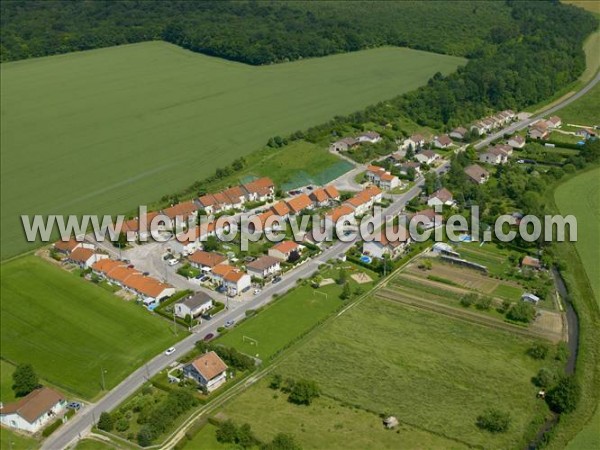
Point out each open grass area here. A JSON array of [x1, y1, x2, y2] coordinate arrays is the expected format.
[[0, 360, 17, 403], [0, 256, 182, 400], [74, 439, 119, 450], [555, 167, 600, 301], [0, 41, 465, 259], [273, 297, 554, 449], [216, 380, 467, 450], [217, 263, 377, 361], [0, 428, 37, 450], [184, 423, 236, 450], [556, 82, 600, 126]]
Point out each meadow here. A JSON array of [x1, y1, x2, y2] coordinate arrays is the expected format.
[[0, 256, 182, 400], [555, 82, 600, 125], [268, 297, 553, 449], [0, 41, 465, 259]]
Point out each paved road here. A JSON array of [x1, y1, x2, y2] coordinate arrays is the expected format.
[[475, 70, 600, 150], [43, 162, 444, 450]]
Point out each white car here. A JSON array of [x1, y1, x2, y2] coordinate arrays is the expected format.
[[167, 258, 179, 266], [165, 347, 176, 356]]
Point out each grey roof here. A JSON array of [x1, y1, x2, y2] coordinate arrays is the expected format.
[[178, 292, 213, 309], [246, 255, 281, 271]]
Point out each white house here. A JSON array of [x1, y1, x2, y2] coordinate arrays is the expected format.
[[183, 351, 228, 392], [414, 150, 439, 165], [246, 255, 281, 279], [357, 131, 382, 144], [547, 116, 562, 128], [365, 165, 400, 190], [449, 127, 468, 141], [433, 134, 452, 149], [479, 147, 509, 165], [268, 241, 301, 261], [68, 248, 108, 268], [508, 135, 526, 149], [363, 227, 410, 259], [174, 292, 213, 318], [401, 133, 426, 151], [211, 265, 251, 296], [464, 164, 489, 184], [53, 238, 95, 254], [427, 188, 455, 207], [0, 387, 66, 433]]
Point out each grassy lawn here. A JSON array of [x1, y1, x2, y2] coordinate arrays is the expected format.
[[74, 439, 119, 450], [0, 428, 37, 450], [184, 423, 236, 450], [217, 380, 467, 450], [273, 297, 555, 449], [0, 256, 183, 400], [0, 41, 465, 259], [492, 283, 524, 301], [556, 82, 600, 126], [217, 264, 377, 361], [555, 167, 600, 302], [0, 360, 17, 403]]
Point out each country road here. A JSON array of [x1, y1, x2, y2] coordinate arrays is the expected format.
[[43, 68, 600, 450]]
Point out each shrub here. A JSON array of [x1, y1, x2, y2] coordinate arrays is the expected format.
[[506, 302, 536, 323], [97, 412, 114, 432], [460, 293, 477, 308], [42, 419, 62, 437], [475, 296, 492, 310], [12, 363, 39, 397], [476, 408, 511, 433], [115, 417, 130, 432], [269, 374, 282, 390], [137, 425, 155, 447], [528, 343, 549, 360], [216, 419, 239, 443], [532, 368, 556, 388], [546, 376, 581, 413], [555, 342, 569, 362], [288, 379, 320, 405], [261, 433, 301, 450]]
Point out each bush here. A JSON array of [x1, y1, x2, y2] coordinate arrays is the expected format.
[[288, 379, 320, 405], [460, 293, 477, 308], [269, 374, 282, 390], [137, 425, 155, 447], [97, 411, 114, 432], [532, 368, 556, 388], [475, 296, 492, 310], [261, 433, 301, 450], [115, 417, 130, 432], [506, 302, 536, 323], [42, 419, 62, 437], [476, 408, 511, 433], [546, 376, 581, 413], [528, 343, 549, 360], [12, 363, 39, 397], [555, 342, 569, 362]]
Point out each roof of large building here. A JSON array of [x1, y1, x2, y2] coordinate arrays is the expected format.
[[0, 387, 64, 424], [190, 351, 228, 381]]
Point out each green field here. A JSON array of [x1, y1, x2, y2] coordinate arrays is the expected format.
[[217, 264, 377, 360], [267, 297, 552, 449], [555, 167, 600, 301], [0, 256, 182, 399], [0, 360, 17, 403], [0, 428, 37, 450], [0, 41, 465, 259], [74, 440, 119, 450], [556, 82, 600, 125]]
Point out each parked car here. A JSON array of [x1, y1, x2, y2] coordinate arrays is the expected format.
[[203, 333, 215, 341], [225, 320, 235, 328], [167, 258, 179, 266], [165, 347, 176, 356], [273, 276, 282, 283], [253, 288, 261, 295], [67, 402, 82, 411], [200, 275, 210, 282]]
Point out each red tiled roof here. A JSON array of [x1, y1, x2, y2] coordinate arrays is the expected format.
[[310, 188, 329, 203], [373, 226, 409, 248], [286, 194, 312, 214], [69, 247, 95, 263], [271, 201, 290, 216], [326, 205, 354, 222], [243, 177, 274, 195], [191, 351, 227, 381], [162, 200, 198, 220], [188, 251, 226, 268], [271, 240, 299, 254], [324, 185, 339, 199], [92, 259, 124, 275], [53, 238, 80, 253]]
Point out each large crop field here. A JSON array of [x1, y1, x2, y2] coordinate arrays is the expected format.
[[234, 297, 553, 449], [0, 41, 465, 259], [0, 256, 181, 400]]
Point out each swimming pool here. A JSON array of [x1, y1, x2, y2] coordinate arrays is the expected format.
[[360, 255, 372, 264]]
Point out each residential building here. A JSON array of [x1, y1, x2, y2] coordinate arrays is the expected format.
[[286, 194, 313, 215], [357, 131, 382, 144], [398, 162, 421, 177], [521, 255, 542, 270], [174, 292, 213, 318], [401, 133, 426, 151], [529, 121, 549, 140], [522, 293, 540, 304], [243, 177, 275, 202], [365, 165, 400, 190], [183, 351, 228, 392], [479, 146, 509, 165], [68, 248, 107, 268], [410, 209, 443, 230], [53, 238, 94, 255], [547, 116, 562, 128], [324, 185, 340, 201], [197, 194, 221, 214], [324, 205, 355, 227], [427, 188, 455, 207], [125, 276, 175, 305], [387, 151, 405, 165], [222, 186, 247, 209], [91, 259, 125, 278], [269, 240, 301, 261], [271, 201, 290, 218], [433, 134, 452, 149], [310, 185, 340, 206], [188, 250, 227, 270], [362, 227, 410, 259], [329, 137, 358, 152], [508, 135, 526, 149], [211, 265, 251, 295], [121, 211, 160, 240], [470, 122, 486, 136], [449, 127, 468, 140], [464, 164, 489, 184], [414, 150, 439, 165], [246, 255, 281, 279], [161, 200, 199, 228], [0, 387, 66, 433]]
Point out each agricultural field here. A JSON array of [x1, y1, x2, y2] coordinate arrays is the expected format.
[[0, 41, 465, 259], [0, 256, 182, 400], [555, 167, 600, 302], [218, 297, 556, 449], [217, 264, 378, 361], [556, 82, 600, 126]]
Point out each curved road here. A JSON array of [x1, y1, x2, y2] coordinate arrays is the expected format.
[[44, 69, 599, 450]]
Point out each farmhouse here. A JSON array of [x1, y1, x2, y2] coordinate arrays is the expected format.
[[269, 240, 301, 261], [363, 227, 410, 259], [427, 188, 455, 207], [174, 292, 213, 319], [357, 131, 382, 144], [0, 387, 66, 433], [53, 238, 94, 254], [183, 351, 228, 392], [414, 150, 439, 165], [211, 265, 251, 295], [67, 247, 107, 268], [286, 194, 313, 215], [188, 250, 227, 270], [433, 134, 452, 149], [464, 164, 489, 184], [449, 127, 468, 140], [508, 135, 526, 149], [246, 255, 281, 279], [330, 137, 358, 152]]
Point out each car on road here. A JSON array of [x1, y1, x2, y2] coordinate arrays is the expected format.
[[200, 275, 210, 282], [67, 402, 82, 411], [203, 333, 215, 341], [273, 276, 282, 283], [225, 320, 235, 328], [167, 258, 179, 266], [165, 347, 176, 356], [253, 288, 261, 295]]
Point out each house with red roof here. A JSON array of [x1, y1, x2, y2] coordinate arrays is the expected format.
[[67, 247, 108, 268], [183, 351, 228, 392], [363, 227, 410, 259], [53, 237, 95, 254], [243, 177, 275, 202], [210, 265, 251, 295], [188, 250, 227, 270], [286, 194, 313, 215], [268, 240, 301, 261]]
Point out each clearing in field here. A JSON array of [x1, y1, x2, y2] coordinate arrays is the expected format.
[[0, 41, 465, 259], [267, 297, 557, 449], [0, 256, 182, 400]]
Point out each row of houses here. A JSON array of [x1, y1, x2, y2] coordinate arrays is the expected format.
[[528, 116, 562, 140], [91, 259, 175, 305], [469, 110, 516, 136], [400, 133, 453, 151], [54, 238, 109, 268], [325, 185, 383, 225], [365, 165, 401, 190], [330, 131, 382, 151]]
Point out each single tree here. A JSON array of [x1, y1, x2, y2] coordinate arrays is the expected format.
[[262, 433, 302, 450], [532, 368, 556, 388], [216, 420, 238, 443], [528, 343, 549, 360], [288, 379, 320, 405], [269, 374, 283, 390], [476, 408, 511, 433], [97, 412, 114, 432], [12, 363, 39, 397], [340, 282, 352, 300], [546, 376, 581, 413], [137, 425, 154, 447]]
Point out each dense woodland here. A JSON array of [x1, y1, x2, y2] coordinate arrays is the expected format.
[[1, 1, 597, 131]]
